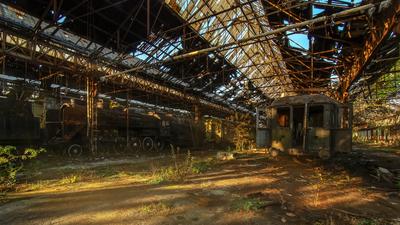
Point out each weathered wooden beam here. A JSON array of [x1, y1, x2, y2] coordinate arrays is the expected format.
[[337, 0, 400, 101]]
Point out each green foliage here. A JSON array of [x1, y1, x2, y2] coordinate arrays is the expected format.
[[138, 202, 174, 216], [0, 146, 45, 189], [191, 159, 214, 174], [357, 219, 377, 225], [59, 174, 81, 185], [148, 145, 194, 184], [227, 113, 255, 151], [148, 167, 175, 184], [231, 197, 268, 212], [25, 180, 52, 192], [95, 166, 116, 178]]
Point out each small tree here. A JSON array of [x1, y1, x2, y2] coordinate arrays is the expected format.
[[0, 146, 45, 189], [228, 112, 255, 151]]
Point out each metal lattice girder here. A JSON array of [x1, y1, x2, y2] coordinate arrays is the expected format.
[[337, 0, 400, 101], [165, 0, 293, 99], [0, 30, 235, 113], [0, 2, 246, 113]]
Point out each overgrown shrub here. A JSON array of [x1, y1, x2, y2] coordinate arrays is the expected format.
[[149, 145, 193, 184], [148, 146, 217, 184], [0, 145, 45, 189]]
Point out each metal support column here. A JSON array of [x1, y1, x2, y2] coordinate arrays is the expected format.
[[86, 76, 98, 155], [126, 91, 130, 148], [193, 104, 201, 148], [302, 103, 308, 152]]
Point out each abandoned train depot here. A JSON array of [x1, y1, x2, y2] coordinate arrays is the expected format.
[[0, 0, 400, 224]]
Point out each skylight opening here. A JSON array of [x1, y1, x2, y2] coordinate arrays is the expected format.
[[134, 49, 148, 61], [286, 30, 309, 50], [312, 6, 325, 18], [50, 10, 67, 24]]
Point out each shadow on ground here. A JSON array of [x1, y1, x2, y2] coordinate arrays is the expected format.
[[1, 147, 400, 225]]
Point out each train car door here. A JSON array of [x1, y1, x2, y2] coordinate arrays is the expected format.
[[333, 105, 352, 152], [292, 105, 305, 149], [305, 104, 330, 154]]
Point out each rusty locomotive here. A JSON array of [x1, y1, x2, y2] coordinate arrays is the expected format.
[[0, 97, 239, 156]]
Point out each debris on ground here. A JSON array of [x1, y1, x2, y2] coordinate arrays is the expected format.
[[1, 147, 400, 225], [216, 151, 237, 161], [375, 167, 394, 183]]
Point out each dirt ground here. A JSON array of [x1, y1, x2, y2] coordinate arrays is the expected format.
[[1, 146, 400, 225]]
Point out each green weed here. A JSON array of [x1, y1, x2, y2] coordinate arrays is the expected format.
[[94, 166, 116, 178], [231, 197, 269, 212], [25, 180, 52, 191], [148, 145, 194, 184], [357, 219, 377, 225], [0, 146, 45, 190], [191, 159, 214, 174], [138, 202, 174, 216], [59, 174, 81, 184]]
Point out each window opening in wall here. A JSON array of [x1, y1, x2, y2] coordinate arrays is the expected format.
[[277, 107, 290, 127], [308, 105, 324, 128]]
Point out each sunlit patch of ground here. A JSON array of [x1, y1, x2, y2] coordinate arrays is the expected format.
[[1, 149, 400, 225]]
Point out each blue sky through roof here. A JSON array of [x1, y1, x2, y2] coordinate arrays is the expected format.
[[287, 0, 362, 50], [289, 33, 309, 50]]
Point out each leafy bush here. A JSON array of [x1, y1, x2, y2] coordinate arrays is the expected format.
[[0, 145, 45, 189]]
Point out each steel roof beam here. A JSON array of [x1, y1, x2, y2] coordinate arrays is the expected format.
[[337, 0, 400, 101]]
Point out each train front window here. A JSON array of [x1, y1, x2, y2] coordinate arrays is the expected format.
[[277, 107, 290, 127], [308, 105, 324, 128]]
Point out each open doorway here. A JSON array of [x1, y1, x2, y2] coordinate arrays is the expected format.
[[293, 106, 304, 147]]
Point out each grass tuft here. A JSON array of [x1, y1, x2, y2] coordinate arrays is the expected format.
[[231, 197, 269, 212], [191, 158, 215, 174], [357, 219, 378, 225], [148, 146, 195, 184], [59, 174, 81, 184], [138, 202, 175, 216]]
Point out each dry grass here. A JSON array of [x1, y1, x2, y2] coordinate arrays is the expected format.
[[137, 202, 176, 216]]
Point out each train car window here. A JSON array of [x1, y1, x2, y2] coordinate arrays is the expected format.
[[162, 121, 170, 127], [340, 107, 350, 128], [277, 107, 290, 127], [330, 105, 338, 128], [256, 109, 268, 129], [308, 105, 324, 128]]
